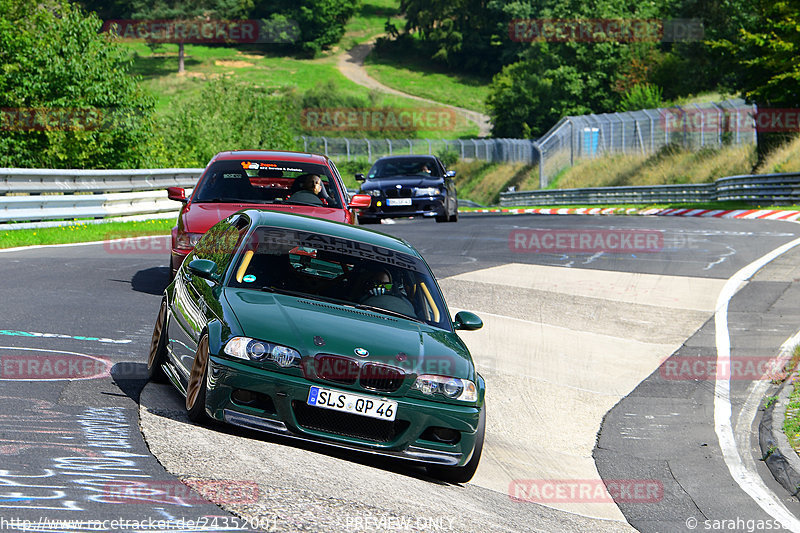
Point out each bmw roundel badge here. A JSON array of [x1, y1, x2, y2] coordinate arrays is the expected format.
[[354, 348, 369, 357]]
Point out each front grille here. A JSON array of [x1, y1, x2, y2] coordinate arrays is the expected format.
[[360, 363, 405, 392], [292, 401, 409, 443], [384, 188, 412, 198], [313, 354, 359, 385]]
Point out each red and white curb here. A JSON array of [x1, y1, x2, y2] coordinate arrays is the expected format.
[[469, 207, 800, 221]]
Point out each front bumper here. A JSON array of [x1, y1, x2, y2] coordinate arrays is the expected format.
[[362, 196, 446, 219], [205, 355, 481, 467]]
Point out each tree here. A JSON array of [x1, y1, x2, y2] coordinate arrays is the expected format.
[[251, 0, 357, 56], [712, 0, 800, 159], [131, 0, 253, 73], [0, 0, 162, 169]]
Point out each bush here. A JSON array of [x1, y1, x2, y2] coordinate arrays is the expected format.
[[620, 84, 664, 112], [0, 0, 160, 168], [157, 79, 298, 167]]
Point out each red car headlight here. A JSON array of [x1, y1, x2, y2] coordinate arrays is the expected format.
[[175, 232, 202, 251]]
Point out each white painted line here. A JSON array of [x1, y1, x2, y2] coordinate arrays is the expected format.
[[0, 234, 167, 254], [0, 329, 131, 344], [714, 235, 800, 531]]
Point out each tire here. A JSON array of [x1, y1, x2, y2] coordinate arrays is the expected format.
[[186, 334, 210, 422], [435, 215, 448, 223], [359, 217, 378, 225], [448, 211, 459, 223], [147, 299, 169, 383], [427, 405, 486, 484]]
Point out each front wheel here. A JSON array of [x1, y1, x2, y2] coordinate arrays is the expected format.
[[186, 334, 210, 422], [427, 405, 485, 483], [147, 299, 169, 383]]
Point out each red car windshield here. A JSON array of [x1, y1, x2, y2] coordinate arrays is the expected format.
[[194, 160, 342, 208]]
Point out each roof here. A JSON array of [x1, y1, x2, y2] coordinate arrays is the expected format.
[[212, 150, 330, 165], [373, 154, 438, 162], [242, 209, 421, 257]]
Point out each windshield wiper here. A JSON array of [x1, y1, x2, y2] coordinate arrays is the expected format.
[[353, 304, 422, 323], [281, 199, 325, 207], [203, 197, 270, 203]]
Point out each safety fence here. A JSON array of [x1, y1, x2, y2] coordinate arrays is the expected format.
[[500, 172, 800, 207], [0, 168, 200, 228]]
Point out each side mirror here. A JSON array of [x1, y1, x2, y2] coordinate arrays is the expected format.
[[355, 173, 366, 182], [187, 259, 218, 281], [348, 194, 372, 209], [454, 311, 483, 331], [167, 187, 187, 203], [445, 170, 456, 178]]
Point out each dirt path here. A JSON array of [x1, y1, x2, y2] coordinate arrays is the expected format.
[[337, 41, 492, 137]]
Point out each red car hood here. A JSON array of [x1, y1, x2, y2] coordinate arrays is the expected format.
[[181, 202, 348, 233]]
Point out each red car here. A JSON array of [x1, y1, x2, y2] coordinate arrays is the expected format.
[[167, 150, 371, 278]]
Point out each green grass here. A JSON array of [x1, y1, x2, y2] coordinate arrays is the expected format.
[[364, 43, 491, 113], [0, 219, 173, 249], [126, 41, 477, 138], [783, 346, 800, 451], [341, 0, 405, 48]]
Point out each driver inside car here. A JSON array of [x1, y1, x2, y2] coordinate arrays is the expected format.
[[288, 174, 325, 206], [359, 268, 416, 318]]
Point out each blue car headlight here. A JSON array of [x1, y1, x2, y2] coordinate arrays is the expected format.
[[224, 337, 301, 368], [413, 187, 441, 197]]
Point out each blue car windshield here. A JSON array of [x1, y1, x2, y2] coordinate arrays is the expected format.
[[368, 158, 441, 179], [227, 226, 452, 331]]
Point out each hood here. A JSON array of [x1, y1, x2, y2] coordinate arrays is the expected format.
[[363, 176, 445, 190], [223, 288, 473, 380], [181, 202, 347, 233]]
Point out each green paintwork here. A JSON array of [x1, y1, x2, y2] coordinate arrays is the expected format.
[[161, 209, 484, 470]]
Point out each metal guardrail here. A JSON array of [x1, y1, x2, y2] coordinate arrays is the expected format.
[[500, 173, 800, 207], [0, 169, 202, 225]]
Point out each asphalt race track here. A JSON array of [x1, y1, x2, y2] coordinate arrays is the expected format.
[[3, 213, 800, 532]]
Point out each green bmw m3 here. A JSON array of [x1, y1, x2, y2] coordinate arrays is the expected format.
[[148, 209, 486, 483]]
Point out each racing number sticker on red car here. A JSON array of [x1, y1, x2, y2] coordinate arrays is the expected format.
[[308, 386, 397, 421]]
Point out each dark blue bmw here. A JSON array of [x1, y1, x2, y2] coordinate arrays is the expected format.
[[355, 155, 458, 224]]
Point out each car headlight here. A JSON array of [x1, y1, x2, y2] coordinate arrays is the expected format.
[[224, 337, 301, 368], [413, 187, 441, 196], [175, 232, 202, 250], [412, 374, 477, 402], [365, 190, 381, 197]]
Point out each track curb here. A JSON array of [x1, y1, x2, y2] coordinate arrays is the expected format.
[[760, 374, 800, 498], [464, 207, 800, 220]]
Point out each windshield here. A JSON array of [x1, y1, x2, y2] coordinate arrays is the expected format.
[[227, 226, 452, 330], [193, 160, 342, 208], [368, 158, 441, 179]]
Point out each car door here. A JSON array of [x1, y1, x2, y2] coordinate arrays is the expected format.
[[167, 217, 245, 381]]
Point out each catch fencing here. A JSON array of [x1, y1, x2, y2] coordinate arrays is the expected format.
[[535, 99, 757, 187], [500, 172, 800, 207], [299, 136, 536, 164]]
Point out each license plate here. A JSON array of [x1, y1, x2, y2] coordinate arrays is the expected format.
[[307, 386, 397, 421], [386, 198, 412, 206]]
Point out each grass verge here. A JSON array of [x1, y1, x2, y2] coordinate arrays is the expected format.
[[783, 346, 800, 452], [0, 219, 174, 249]]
